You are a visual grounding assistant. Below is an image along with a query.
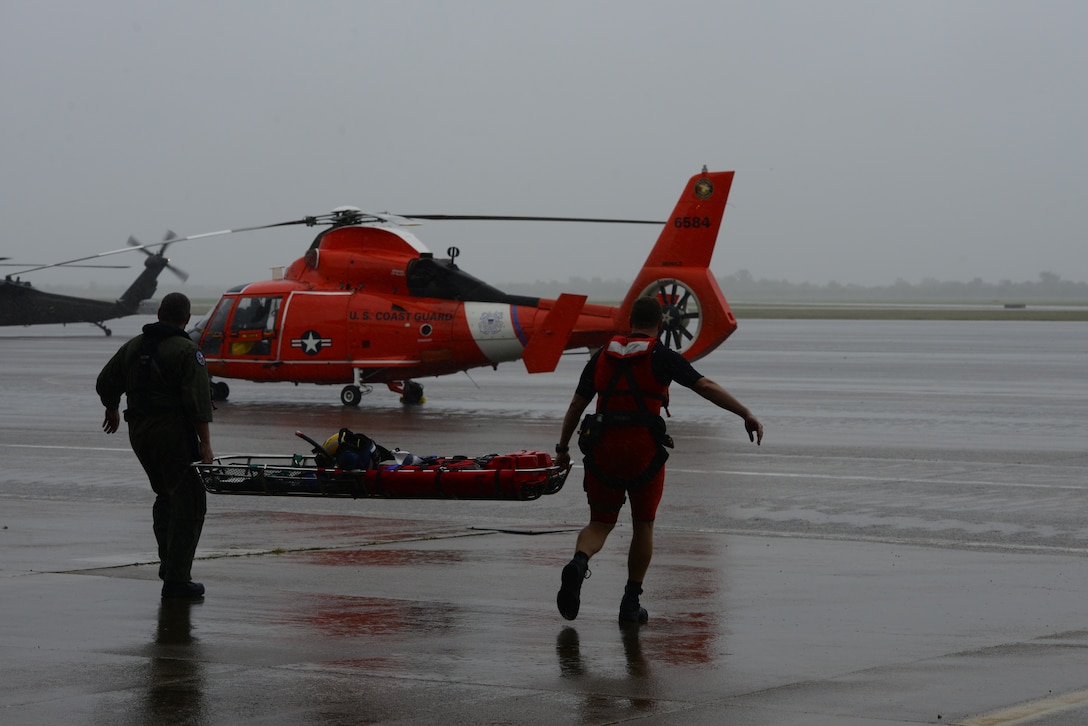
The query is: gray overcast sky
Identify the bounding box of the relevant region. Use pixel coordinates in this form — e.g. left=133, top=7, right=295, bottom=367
left=2, top=0, right=1085, bottom=291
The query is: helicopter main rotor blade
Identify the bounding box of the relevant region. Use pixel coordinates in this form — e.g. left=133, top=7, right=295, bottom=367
left=9, top=216, right=317, bottom=276
left=0, top=262, right=131, bottom=269
left=7, top=209, right=663, bottom=276
left=396, top=214, right=665, bottom=224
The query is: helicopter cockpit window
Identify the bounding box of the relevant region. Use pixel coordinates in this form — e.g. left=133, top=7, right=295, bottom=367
left=198, top=298, right=235, bottom=357
left=229, top=296, right=281, bottom=356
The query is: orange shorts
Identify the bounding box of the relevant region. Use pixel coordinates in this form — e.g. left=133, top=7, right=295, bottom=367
left=583, top=430, right=666, bottom=523
left=585, top=467, right=665, bottom=524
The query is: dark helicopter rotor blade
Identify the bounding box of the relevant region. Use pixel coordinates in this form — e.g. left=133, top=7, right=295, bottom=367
left=159, top=231, right=190, bottom=281
left=128, top=230, right=180, bottom=256
left=165, top=260, right=190, bottom=282
left=394, top=214, right=665, bottom=224
left=128, top=231, right=189, bottom=282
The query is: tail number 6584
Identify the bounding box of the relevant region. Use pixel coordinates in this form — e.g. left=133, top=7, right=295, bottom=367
left=673, top=216, right=712, bottom=229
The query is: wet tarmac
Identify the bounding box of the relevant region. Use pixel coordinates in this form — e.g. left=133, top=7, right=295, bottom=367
left=2, top=316, right=1088, bottom=725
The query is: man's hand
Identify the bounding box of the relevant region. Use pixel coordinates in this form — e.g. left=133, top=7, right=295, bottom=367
left=102, top=409, right=120, bottom=435
left=555, top=450, right=572, bottom=470
left=744, top=415, right=764, bottom=445
left=198, top=440, right=214, bottom=464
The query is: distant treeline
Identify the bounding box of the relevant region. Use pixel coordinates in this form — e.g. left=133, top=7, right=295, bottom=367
left=502, top=270, right=1088, bottom=304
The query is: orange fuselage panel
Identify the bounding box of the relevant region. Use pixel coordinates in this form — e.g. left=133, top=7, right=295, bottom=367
left=201, top=286, right=617, bottom=385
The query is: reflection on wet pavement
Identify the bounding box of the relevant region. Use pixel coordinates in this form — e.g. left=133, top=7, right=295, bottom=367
left=144, top=601, right=205, bottom=725
left=278, top=593, right=460, bottom=639
left=556, top=625, right=655, bottom=715
left=295, top=548, right=466, bottom=568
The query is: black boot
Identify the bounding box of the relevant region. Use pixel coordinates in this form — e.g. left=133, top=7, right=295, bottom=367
left=162, top=581, right=205, bottom=600
left=557, top=552, right=590, bottom=620
left=618, top=580, right=648, bottom=625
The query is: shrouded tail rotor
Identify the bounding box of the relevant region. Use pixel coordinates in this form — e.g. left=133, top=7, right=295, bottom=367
left=641, top=279, right=703, bottom=355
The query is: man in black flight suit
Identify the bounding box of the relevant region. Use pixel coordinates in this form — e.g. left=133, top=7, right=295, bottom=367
left=97, top=292, right=214, bottom=599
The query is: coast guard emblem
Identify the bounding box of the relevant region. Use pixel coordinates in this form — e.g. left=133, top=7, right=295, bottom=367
left=478, top=311, right=504, bottom=336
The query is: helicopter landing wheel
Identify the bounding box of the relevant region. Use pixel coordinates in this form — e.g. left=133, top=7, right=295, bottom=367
left=340, top=385, right=362, bottom=407
left=399, top=380, right=425, bottom=406
left=211, top=381, right=230, bottom=401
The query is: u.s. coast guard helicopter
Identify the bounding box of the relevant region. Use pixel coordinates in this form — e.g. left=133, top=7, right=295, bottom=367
left=26, top=168, right=742, bottom=404
left=189, top=168, right=740, bottom=405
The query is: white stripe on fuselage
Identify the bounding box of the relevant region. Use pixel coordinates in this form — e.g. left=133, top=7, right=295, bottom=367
left=464, top=302, right=523, bottom=364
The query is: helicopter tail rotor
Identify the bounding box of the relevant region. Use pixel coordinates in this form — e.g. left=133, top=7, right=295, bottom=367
left=128, top=231, right=190, bottom=282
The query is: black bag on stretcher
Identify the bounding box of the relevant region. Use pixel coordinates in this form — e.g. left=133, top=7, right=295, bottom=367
left=313, top=428, right=399, bottom=470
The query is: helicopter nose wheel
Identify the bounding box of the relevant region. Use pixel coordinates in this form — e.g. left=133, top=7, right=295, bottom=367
left=211, top=380, right=230, bottom=401
left=340, top=386, right=361, bottom=406
left=340, top=384, right=373, bottom=407
left=642, top=279, right=703, bottom=355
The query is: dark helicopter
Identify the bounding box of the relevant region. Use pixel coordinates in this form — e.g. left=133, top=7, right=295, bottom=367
left=0, top=233, right=187, bottom=335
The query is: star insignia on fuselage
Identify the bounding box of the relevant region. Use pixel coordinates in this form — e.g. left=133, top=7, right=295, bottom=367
left=291, top=330, right=332, bottom=356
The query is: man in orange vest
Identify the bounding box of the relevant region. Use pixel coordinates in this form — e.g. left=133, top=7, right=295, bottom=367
left=554, top=296, right=763, bottom=625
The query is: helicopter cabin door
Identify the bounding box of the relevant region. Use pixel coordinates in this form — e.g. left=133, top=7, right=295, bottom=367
left=197, top=297, right=234, bottom=358
left=224, top=295, right=282, bottom=357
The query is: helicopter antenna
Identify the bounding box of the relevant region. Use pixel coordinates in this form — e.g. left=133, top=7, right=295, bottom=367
left=461, top=369, right=481, bottom=389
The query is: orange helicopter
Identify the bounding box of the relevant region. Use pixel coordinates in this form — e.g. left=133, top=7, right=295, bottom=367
left=182, top=168, right=740, bottom=405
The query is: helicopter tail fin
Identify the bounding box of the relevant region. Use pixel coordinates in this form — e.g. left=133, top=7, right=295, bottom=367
left=618, top=170, right=738, bottom=362
left=522, top=293, right=587, bottom=373
left=117, top=255, right=167, bottom=312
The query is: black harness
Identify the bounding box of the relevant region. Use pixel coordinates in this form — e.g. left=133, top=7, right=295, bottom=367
left=124, top=329, right=189, bottom=421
